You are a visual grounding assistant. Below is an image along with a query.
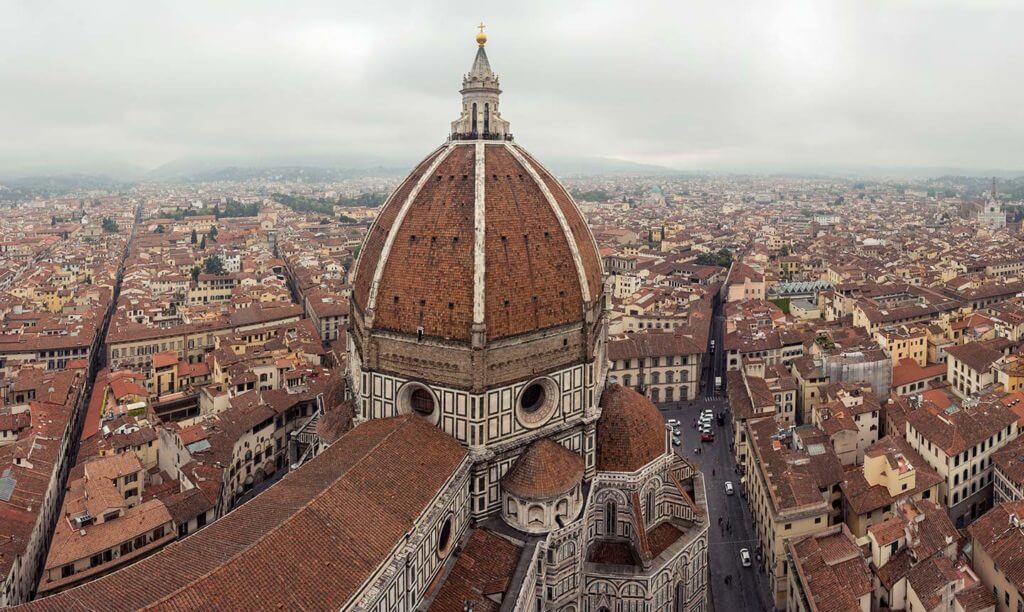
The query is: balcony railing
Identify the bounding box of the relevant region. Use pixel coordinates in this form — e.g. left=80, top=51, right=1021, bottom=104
left=449, top=131, right=514, bottom=142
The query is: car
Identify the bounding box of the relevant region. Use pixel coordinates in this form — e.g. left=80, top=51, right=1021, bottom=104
left=740, top=548, right=752, bottom=567
left=725, top=481, right=734, bottom=495
left=673, top=428, right=681, bottom=436
left=668, top=419, right=679, bottom=426
left=701, top=432, right=715, bottom=442
left=672, top=436, right=681, bottom=446
left=699, top=426, right=712, bottom=435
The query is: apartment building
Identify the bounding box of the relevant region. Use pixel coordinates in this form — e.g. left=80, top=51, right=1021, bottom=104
left=608, top=330, right=705, bottom=403
left=946, top=340, right=1005, bottom=399
left=967, top=501, right=1024, bottom=612
left=785, top=523, right=872, bottom=612
left=744, top=418, right=843, bottom=608
left=992, top=435, right=1024, bottom=504
left=875, top=325, right=928, bottom=367
left=839, top=435, right=943, bottom=537
left=901, top=393, right=1019, bottom=526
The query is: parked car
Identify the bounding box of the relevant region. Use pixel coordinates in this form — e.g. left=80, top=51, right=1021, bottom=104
left=672, top=436, right=681, bottom=446
left=740, top=548, right=752, bottom=567
left=701, top=432, right=715, bottom=442
left=725, top=481, right=734, bottom=495
left=668, top=419, right=679, bottom=426
left=673, top=428, right=682, bottom=436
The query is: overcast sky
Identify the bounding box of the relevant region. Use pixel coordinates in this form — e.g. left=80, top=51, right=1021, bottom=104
left=2, top=0, right=1023, bottom=176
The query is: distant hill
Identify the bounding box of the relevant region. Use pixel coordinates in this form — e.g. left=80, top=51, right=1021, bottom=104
left=145, top=154, right=407, bottom=182
left=148, top=164, right=408, bottom=184
left=0, top=173, right=134, bottom=197
left=542, top=156, right=683, bottom=177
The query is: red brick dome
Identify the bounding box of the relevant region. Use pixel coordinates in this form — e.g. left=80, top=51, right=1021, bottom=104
left=596, top=384, right=667, bottom=472
left=502, top=439, right=584, bottom=500
left=352, top=141, right=603, bottom=343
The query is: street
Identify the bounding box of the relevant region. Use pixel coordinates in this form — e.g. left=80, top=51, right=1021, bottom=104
left=658, top=302, right=774, bottom=611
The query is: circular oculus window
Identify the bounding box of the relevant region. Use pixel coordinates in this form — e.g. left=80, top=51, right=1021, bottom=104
left=437, top=516, right=454, bottom=556
left=516, top=378, right=559, bottom=428
left=399, top=383, right=439, bottom=424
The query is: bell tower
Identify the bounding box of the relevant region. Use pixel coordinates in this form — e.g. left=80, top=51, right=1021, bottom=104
left=450, top=24, right=511, bottom=140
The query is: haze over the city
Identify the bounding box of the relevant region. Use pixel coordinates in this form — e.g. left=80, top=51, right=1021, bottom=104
left=3, top=0, right=1024, bottom=178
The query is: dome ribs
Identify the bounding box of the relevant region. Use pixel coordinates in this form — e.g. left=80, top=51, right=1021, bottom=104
left=353, top=140, right=601, bottom=345
left=516, top=146, right=604, bottom=301
left=354, top=146, right=447, bottom=312
left=373, top=145, right=476, bottom=341
left=484, top=145, right=582, bottom=341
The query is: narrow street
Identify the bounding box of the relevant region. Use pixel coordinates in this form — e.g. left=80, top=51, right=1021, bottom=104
left=659, top=297, right=774, bottom=611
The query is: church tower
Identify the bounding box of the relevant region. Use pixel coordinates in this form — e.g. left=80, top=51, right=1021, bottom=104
left=979, top=176, right=1006, bottom=229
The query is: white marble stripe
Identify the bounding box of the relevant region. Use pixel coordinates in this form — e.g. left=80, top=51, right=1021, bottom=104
left=519, top=147, right=606, bottom=279
left=367, top=142, right=457, bottom=313
left=505, top=142, right=591, bottom=303
left=351, top=145, right=444, bottom=291
left=473, top=141, right=487, bottom=325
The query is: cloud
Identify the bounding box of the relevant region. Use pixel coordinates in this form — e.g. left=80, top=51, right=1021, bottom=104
left=1, top=0, right=1022, bottom=176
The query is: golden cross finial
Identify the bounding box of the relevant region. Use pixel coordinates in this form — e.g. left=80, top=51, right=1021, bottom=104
left=476, top=22, right=487, bottom=46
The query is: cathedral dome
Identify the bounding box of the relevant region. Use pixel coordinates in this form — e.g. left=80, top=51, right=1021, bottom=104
left=351, top=36, right=603, bottom=346
left=501, top=438, right=584, bottom=500
left=596, top=384, right=668, bottom=472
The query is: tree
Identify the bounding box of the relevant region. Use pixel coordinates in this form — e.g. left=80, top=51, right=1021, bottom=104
left=190, top=266, right=200, bottom=283
left=694, top=248, right=732, bottom=268
left=190, top=229, right=197, bottom=244
left=155, top=224, right=165, bottom=234
left=200, top=236, right=207, bottom=249
left=101, top=217, right=118, bottom=233
left=203, top=255, right=225, bottom=275
left=208, top=226, right=219, bottom=241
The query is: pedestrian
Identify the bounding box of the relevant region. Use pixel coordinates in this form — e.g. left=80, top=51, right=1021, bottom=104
left=712, top=468, right=715, bottom=477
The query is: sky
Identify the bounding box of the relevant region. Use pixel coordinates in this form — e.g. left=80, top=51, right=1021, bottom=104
left=2, top=0, right=1023, bottom=177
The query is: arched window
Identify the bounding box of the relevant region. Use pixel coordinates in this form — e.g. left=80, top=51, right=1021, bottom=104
left=623, top=375, right=632, bottom=388
left=646, top=489, right=656, bottom=519
left=666, top=387, right=674, bottom=402
left=471, top=102, right=477, bottom=134
left=606, top=502, right=617, bottom=535
left=674, top=582, right=687, bottom=612
left=651, top=371, right=660, bottom=384
left=528, top=504, right=544, bottom=526
left=666, top=371, right=674, bottom=383
left=555, top=498, right=569, bottom=521
left=484, top=103, right=490, bottom=134
left=651, top=388, right=660, bottom=402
